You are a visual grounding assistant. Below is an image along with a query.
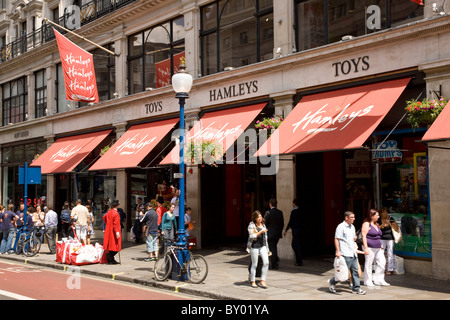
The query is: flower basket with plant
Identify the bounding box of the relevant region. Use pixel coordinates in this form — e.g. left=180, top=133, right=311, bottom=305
left=100, top=145, right=110, bottom=156
left=255, top=115, right=283, bottom=134
left=405, top=97, right=448, bottom=129
left=185, top=139, right=224, bottom=167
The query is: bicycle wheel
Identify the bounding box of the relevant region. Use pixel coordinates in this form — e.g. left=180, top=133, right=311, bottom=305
left=23, top=237, right=41, bottom=257
left=154, top=253, right=172, bottom=281
left=16, top=235, right=26, bottom=255
left=186, top=254, right=208, bottom=284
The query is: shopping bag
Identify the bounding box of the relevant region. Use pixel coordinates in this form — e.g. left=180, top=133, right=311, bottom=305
left=62, top=240, right=82, bottom=264
left=70, top=244, right=99, bottom=266
left=394, top=255, right=405, bottom=274
left=56, top=241, right=65, bottom=263
left=333, top=256, right=349, bottom=281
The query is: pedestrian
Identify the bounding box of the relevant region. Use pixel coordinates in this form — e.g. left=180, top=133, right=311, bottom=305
left=171, top=188, right=180, bottom=228
left=32, top=204, right=45, bottom=244
left=362, top=209, right=390, bottom=287
left=161, top=203, right=177, bottom=242
left=380, top=207, right=398, bottom=275
left=264, top=198, right=284, bottom=269
left=328, top=211, right=366, bottom=295
left=60, top=201, right=72, bottom=238
left=156, top=196, right=166, bottom=227
left=283, top=199, right=303, bottom=266
left=247, top=210, right=269, bottom=288
left=71, top=199, right=90, bottom=245
left=0, top=204, right=18, bottom=254
left=44, top=204, right=58, bottom=254
left=184, top=207, right=195, bottom=238
left=133, top=198, right=144, bottom=244
left=102, top=200, right=122, bottom=264
left=140, top=202, right=159, bottom=261
left=86, top=204, right=95, bottom=245
left=0, top=205, right=4, bottom=253
left=15, top=203, right=25, bottom=229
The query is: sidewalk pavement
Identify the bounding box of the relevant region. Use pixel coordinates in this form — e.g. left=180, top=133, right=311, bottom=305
left=1, top=240, right=450, bottom=300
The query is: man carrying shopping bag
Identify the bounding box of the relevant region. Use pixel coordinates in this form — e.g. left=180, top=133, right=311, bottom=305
left=328, top=211, right=366, bottom=295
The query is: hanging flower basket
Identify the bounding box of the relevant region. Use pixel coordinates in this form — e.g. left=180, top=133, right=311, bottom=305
left=185, top=139, right=224, bottom=167
left=405, top=97, right=448, bottom=129
left=100, top=145, right=110, bottom=156
left=255, top=115, right=283, bottom=138
left=33, top=154, right=40, bottom=161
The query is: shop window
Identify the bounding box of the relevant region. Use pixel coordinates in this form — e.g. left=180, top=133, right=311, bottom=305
left=128, top=16, right=185, bottom=94
left=200, top=0, right=273, bottom=76
left=35, top=69, right=47, bottom=118
left=1, top=76, right=28, bottom=126
left=294, top=0, right=423, bottom=53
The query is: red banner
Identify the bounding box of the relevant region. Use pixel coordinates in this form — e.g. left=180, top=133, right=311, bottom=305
left=53, top=28, right=99, bottom=103
left=155, top=51, right=185, bottom=88
left=410, top=0, right=424, bottom=5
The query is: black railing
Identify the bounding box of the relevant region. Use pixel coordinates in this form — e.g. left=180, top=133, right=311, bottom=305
left=1, top=0, right=136, bottom=63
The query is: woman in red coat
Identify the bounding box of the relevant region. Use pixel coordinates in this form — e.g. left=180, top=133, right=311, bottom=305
left=103, top=200, right=122, bottom=264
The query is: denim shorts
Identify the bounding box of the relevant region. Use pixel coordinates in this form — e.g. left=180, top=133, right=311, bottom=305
left=146, top=234, right=158, bottom=252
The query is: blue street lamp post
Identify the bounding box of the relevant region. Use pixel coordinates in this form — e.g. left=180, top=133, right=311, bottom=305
left=172, top=58, right=193, bottom=280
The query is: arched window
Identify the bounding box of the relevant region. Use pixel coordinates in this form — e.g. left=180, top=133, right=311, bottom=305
left=201, top=0, right=273, bottom=76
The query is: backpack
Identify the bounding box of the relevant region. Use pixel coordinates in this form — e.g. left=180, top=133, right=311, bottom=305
left=61, top=209, right=71, bottom=223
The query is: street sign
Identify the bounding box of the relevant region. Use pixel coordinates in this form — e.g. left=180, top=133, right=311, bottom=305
left=19, top=166, right=41, bottom=185
left=174, top=172, right=183, bottom=179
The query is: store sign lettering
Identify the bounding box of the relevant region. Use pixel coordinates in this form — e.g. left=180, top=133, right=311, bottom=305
left=49, top=145, right=82, bottom=163
left=332, top=56, right=370, bottom=77
left=145, top=101, right=163, bottom=114
left=188, top=121, right=242, bottom=142
left=209, top=80, right=258, bottom=102
left=114, top=133, right=156, bottom=155
left=372, top=140, right=402, bottom=163
left=291, top=103, right=373, bottom=134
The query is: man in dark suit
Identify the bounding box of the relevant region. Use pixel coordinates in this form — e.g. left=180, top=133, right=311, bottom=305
left=264, top=198, right=284, bottom=269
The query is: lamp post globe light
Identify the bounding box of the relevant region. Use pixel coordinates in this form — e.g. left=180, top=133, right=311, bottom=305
left=172, top=57, right=192, bottom=252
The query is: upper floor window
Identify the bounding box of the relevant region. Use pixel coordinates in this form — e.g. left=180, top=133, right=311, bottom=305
left=35, top=70, right=47, bottom=119
left=92, top=43, right=116, bottom=100
left=200, top=0, right=274, bottom=76
left=2, top=77, right=28, bottom=126
left=128, top=16, right=185, bottom=95
left=295, top=0, right=424, bottom=52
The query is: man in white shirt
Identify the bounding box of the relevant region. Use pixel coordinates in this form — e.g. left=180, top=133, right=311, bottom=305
left=71, top=199, right=90, bottom=244
left=171, top=188, right=180, bottom=226
left=44, top=204, right=58, bottom=254
left=328, top=211, right=366, bottom=295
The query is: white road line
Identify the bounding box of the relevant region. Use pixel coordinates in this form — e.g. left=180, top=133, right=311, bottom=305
left=0, top=289, right=35, bottom=300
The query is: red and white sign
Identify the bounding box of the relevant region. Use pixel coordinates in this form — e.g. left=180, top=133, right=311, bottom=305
left=53, top=28, right=99, bottom=103
left=89, top=119, right=178, bottom=170
left=160, top=103, right=266, bottom=165
left=155, top=52, right=185, bottom=88
left=30, top=130, right=111, bottom=174
left=256, top=78, right=410, bottom=156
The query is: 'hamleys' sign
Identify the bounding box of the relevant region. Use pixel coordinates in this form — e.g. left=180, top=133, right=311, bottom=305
left=292, top=103, right=374, bottom=134
left=189, top=121, right=242, bottom=143
left=114, top=134, right=156, bottom=156
left=49, top=144, right=82, bottom=163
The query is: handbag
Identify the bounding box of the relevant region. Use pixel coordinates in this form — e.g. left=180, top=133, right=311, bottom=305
left=333, top=256, right=349, bottom=282
left=392, top=226, right=402, bottom=244
left=356, top=229, right=362, bottom=244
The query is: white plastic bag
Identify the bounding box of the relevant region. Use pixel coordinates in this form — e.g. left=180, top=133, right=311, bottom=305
left=394, top=255, right=405, bottom=274
left=334, top=256, right=349, bottom=281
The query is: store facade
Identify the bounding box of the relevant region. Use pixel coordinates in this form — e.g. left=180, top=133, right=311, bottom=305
left=1, top=0, right=450, bottom=279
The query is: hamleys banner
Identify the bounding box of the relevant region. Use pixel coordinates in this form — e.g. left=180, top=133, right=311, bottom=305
left=30, top=130, right=111, bottom=174
left=255, top=78, right=410, bottom=156
left=53, top=28, right=99, bottom=103
left=89, top=119, right=178, bottom=171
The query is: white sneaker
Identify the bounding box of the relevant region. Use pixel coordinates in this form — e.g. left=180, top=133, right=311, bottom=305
left=352, top=289, right=367, bottom=295
left=365, top=281, right=375, bottom=287
left=328, top=279, right=336, bottom=293
left=374, top=281, right=390, bottom=286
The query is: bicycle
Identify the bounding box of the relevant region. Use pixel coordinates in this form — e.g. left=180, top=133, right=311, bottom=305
left=12, top=226, right=41, bottom=257
left=154, top=241, right=208, bottom=284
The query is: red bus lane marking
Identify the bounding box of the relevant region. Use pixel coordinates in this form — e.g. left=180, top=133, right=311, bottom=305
left=0, top=261, right=189, bottom=300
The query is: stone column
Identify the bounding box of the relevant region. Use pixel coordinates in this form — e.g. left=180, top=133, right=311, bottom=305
left=270, top=91, right=297, bottom=262
left=273, top=0, right=295, bottom=57
left=116, top=169, right=127, bottom=243
left=44, top=135, right=55, bottom=207
left=114, top=36, right=127, bottom=97
left=181, top=1, right=200, bottom=78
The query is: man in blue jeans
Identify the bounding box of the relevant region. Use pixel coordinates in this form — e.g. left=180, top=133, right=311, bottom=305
left=328, top=211, right=366, bottom=295
left=1, top=204, right=18, bottom=254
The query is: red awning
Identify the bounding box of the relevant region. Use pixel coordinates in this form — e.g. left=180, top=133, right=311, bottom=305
left=89, top=118, right=178, bottom=171
left=160, top=103, right=266, bottom=165
left=421, top=102, right=450, bottom=142
left=255, top=78, right=410, bottom=156
left=31, top=130, right=112, bottom=174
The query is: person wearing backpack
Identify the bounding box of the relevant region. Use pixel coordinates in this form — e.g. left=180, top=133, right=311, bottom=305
left=60, top=201, right=71, bottom=238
